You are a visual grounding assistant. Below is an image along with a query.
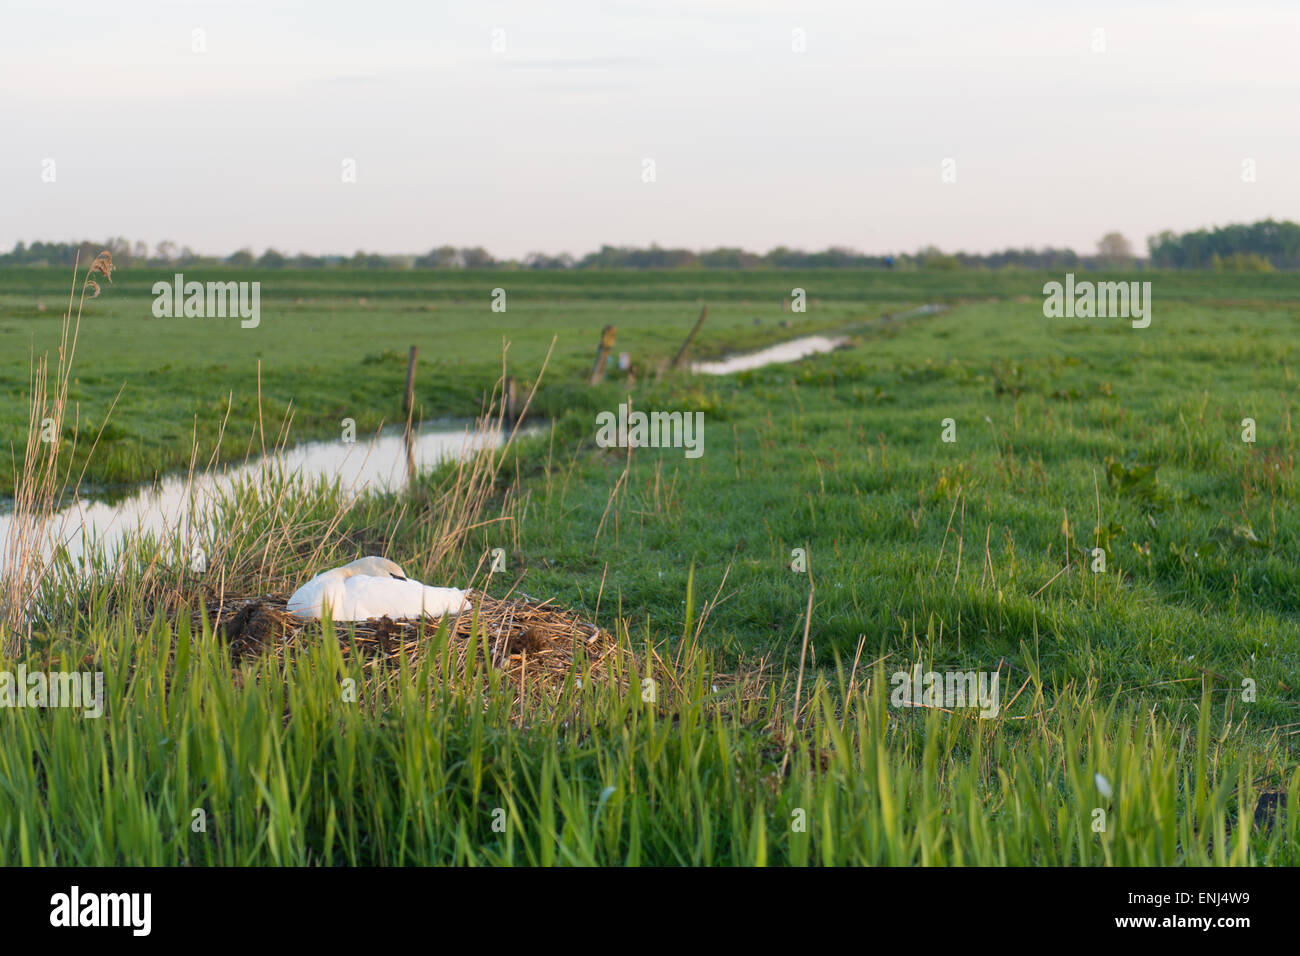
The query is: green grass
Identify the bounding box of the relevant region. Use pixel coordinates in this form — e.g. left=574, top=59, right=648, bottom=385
left=4, top=265, right=1298, bottom=495
left=0, top=267, right=905, bottom=495
left=1, top=267, right=1297, bottom=864
left=5, top=619, right=1295, bottom=865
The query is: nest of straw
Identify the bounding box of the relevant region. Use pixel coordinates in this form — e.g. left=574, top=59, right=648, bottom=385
left=194, top=589, right=617, bottom=693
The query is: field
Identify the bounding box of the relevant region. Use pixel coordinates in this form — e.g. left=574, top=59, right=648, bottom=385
left=3, top=267, right=1297, bottom=495
left=1, top=266, right=1297, bottom=864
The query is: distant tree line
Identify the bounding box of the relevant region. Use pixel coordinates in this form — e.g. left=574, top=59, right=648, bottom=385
left=0, top=239, right=1091, bottom=271
left=1146, top=219, right=1300, bottom=270
left=3, top=220, right=1297, bottom=270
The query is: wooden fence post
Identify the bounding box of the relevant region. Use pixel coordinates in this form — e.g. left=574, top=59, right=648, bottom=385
left=671, top=305, right=709, bottom=369
left=504, top=375, right=519, bottom=424
left=403, top=345, right=418, bottom=484
left=590, top=325, right=617, bottom=384
left=403, top=346, right=418, bottom=416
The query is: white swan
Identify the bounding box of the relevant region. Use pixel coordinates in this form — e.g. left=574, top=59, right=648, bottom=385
left=286, top=556, right=468, bottom=622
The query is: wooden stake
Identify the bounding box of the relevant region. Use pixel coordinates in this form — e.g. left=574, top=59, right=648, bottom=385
left=403, top=345, right=418, bottom=484
left=671, top=305, right=709, bottom=369
left=505, top=375, right=519, bottom=424
left=403, top=346, right=418, bottom=415
left=589, top=325, right=617, bottom=384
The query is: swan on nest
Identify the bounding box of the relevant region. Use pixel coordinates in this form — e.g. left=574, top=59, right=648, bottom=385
left=286, top=556, right=468, bottom=622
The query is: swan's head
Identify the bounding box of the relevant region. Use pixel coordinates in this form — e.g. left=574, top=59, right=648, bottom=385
left=340, top=556, right=407, bottom=581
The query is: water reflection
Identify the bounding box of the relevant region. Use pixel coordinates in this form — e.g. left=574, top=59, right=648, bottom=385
left=690, top=335, right=847, bottom=375
left=0, top=422, right=512, bottom=573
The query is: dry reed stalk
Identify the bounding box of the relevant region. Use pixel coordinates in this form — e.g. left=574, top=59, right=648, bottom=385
left=93, top=338, right=554, bottom=635
left=1, top=251, right=111, bottom=654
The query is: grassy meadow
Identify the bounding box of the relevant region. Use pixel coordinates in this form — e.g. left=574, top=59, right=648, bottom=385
left=0, top=265, right=1297, bottom=865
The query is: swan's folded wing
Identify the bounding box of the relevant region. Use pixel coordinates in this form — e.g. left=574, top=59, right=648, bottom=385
left=286, top=577, right=329, bottom=618
left=418, top=585, right=470, bottom=618
left=339, top=576, right=468, bottom=620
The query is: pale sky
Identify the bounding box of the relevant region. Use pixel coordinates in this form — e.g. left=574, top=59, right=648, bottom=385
left=3, top=0, right=1297, bottom=259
